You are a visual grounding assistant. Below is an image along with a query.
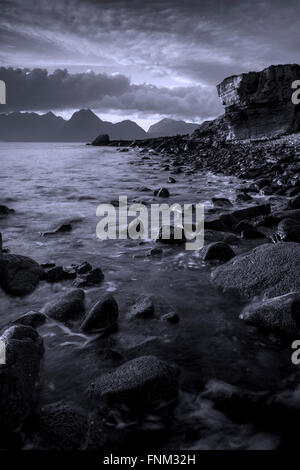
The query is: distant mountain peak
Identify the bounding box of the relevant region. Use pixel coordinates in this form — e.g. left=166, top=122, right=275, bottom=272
left=148, top=118, right=200, bottom=137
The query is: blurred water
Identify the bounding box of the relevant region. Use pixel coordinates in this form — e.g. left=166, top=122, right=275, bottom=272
left=0, top=142, right=293, bottom=448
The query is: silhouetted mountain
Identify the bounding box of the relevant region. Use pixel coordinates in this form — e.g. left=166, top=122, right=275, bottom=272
left=147, top=118, right=200, bottom=137
left=0, top=109, right=147, bottom=141
left=0, top=111, right=65, bottom=141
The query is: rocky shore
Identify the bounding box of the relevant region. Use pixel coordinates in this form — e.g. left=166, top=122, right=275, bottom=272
left=1, top=64, right=300, bottom=450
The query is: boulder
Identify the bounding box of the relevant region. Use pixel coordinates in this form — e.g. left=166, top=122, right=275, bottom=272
left=11, top=311, right=47, bottom=328
left=127, top=295, right=154, bottom=320
left=80, top=294, right=118, bottom=332
left=73, top=267, right=104, bottom=288
left=240, top=292, right=300, bottom=337
left=203, top=242, right=235, bottom=262
left=205, top=204, right=271, bottom=232
left=155, top=187, right=170, bottom=198
left=35, top=401, right=87, bottom=450
left=91, top=134, right=110, bottom=146
left=88, top=355, right=180, bottom=408
left=217, top=64, right=300, bottom=139
left=277, top=218, right=300, bottom=242
left=0, top=254, right=43, bottom=296
left=212, top=198, right=233, bottom=208
left=0, top=325, right=44, bottom=432
left=212, top=243, right=300, bottom=298
left=43, top=289, right=85, bottom=322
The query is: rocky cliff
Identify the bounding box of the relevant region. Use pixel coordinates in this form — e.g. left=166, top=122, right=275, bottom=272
left=217, top=64, right=300, bottom=139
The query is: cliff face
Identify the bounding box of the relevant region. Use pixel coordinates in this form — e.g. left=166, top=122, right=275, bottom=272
left=217, top=64, right=300, bottom=139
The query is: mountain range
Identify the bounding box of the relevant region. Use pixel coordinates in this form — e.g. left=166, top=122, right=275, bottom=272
left=0, top=109, right=199, bottom=141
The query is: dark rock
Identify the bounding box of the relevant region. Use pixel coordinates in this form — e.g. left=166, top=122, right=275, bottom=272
left=75, top=261, right=92, bottom=274
left=241, top=228, right=266, bottom=239
left=11, top=311, right=47, bottom=328
left=91, top=134, right=110, bottom=146
left=41, top=223, right=72, bottom=236
left=0, top=233, right=2, bottom=252
left=80, top=294, right=118, bottom=332
left=240, top=292, right=300, bottom=337
left=0, top=325, right=44, bottom=432
left=0, top=205, right=15, bottom=217
left=203, top=242, right=235, bottom=262
left=74, top=267, right=104, bottom=287
left=168, top=177, right=176, bottom=183
left=205, top=204, right=271, bottom=232
left=277, top=218, right=300, bottom=242
left=212, top=242, right=300, bottom=298
left=35, top=401, right=87, bottom=450
left=0, top=254, right=43, bottom=296
left=147, top=247, right=163, bottom=256
left=44, top=266, right=65, bottom=282
left=236, top=192, right=253, bottom=203
left=202, top=380, right=270, bottom=425
left=235, top=221, right=254, bottom=233
left=88, top=355, right=180, bottom=409
left=156, top=225, right=186, bottom=245
left=43, top=289, right=85, bottom=322
left=212, top=197, right=233, bottom=208
left=217, top=64, right=300, bottom=139
left=127, top=295, right=154, bottom=320
left=161, top=312, right=180, bottom=324
left=155, top=187, right=170, bottom=198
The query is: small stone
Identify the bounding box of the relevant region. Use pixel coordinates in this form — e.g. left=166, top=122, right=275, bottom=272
left=127, top=295, right=154, bottom=320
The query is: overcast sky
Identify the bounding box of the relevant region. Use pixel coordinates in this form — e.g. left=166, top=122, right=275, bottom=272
left=1, top=0, right=300, bottom=129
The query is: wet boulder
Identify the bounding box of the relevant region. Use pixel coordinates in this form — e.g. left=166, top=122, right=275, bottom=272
left=212, top=198, right=233, bottom=208
left=0, top=325, right=44, bottom=432
left=203, top=242, right=235, bottom=262
left=11, top=311, right=47, bottom=328
left=73, top=267, right=104, bottom=288
left=35, top=401, right=87, bottom=450
left=240, top=292, right=300, bottom=337
left=212, top=243, right=300, bottom=298
left=88, top=355, right=180, bottom=409
left=80, top=294, right=118, bottom=333
left=205, top=204, right=271, bottom=232
left=0, top=254, right=43, bottom=296
left=277, top=218, right=300, bottom=242
left=127, top=295, right=154, bottom=320
left=154, top=187, right=170, bottom=197
left=43, top=289, right=85, bottom=323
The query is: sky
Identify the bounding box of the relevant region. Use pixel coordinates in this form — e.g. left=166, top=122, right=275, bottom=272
left=1, top=0, right=300, bottom=130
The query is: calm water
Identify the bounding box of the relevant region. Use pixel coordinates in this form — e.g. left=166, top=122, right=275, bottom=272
left=0, top=142, right=294, bottom=449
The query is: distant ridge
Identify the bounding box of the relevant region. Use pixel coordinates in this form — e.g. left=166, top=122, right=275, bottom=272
left=0, top=109, right=200, bottom=142
left=147, top=118, right=200, bottom=137
left=0, top=109, right=147, bottom=142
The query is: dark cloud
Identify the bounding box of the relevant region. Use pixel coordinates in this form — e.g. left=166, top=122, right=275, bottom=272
left=0, top=67, right=223, bottom=120
left=0, top=0, right=300, bottom=121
